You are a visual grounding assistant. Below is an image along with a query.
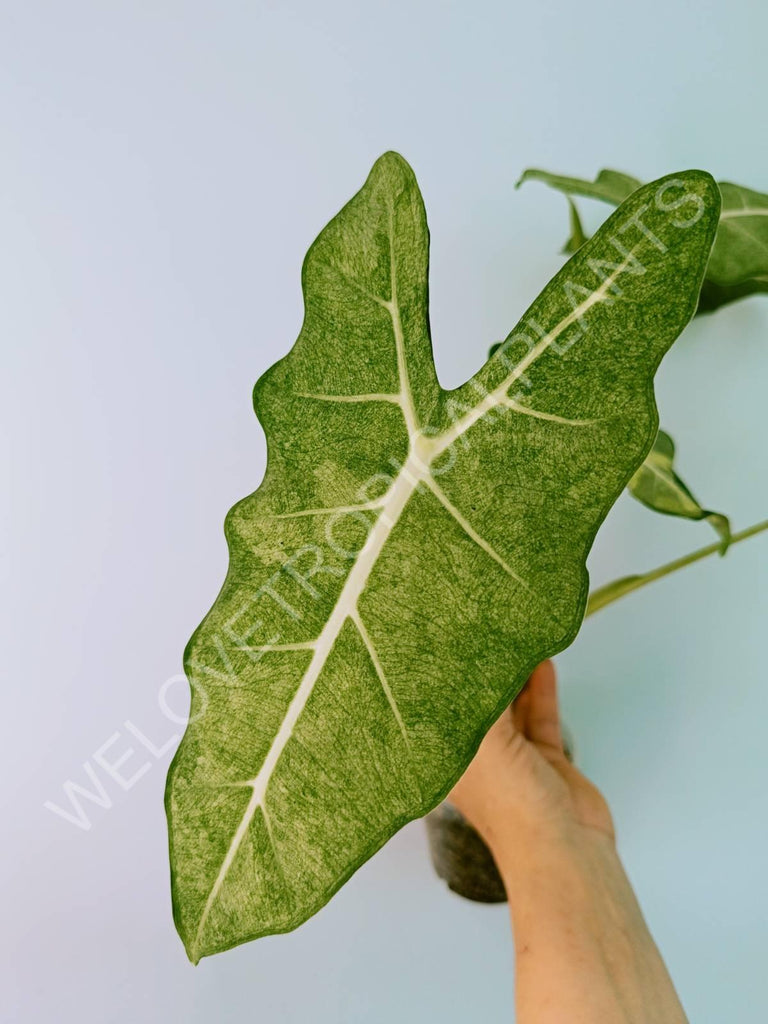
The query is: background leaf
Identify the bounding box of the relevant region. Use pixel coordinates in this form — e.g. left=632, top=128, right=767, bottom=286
left=166, top=154, right=719, bottom=961
left=628, top=429, right=731, bottom=551
left=517, top=167, right=641, bottom=204
left=518, top=167, right=768, bottom=313
left=699, top=183, right=768, bottom=310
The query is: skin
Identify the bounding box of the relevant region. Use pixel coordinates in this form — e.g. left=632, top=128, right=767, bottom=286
left=449, top=661, right=688, bottom=1024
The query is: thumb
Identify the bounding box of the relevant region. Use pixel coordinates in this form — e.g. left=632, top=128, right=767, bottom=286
left=515, top=660, right=563, bottom=753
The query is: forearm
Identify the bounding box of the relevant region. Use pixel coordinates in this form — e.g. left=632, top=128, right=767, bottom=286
left=495, top=828, right=688, bottom=1024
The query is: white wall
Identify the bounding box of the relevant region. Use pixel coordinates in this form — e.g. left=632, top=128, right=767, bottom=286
left=3, top=2, right=767, bottom=1021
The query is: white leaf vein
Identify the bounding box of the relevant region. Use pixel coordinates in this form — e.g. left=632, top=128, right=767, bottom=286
left=351, top=608, right=411, bottom=750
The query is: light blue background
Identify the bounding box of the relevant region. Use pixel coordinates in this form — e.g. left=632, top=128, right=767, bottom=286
left=3, top=2, right=767, bottom=1021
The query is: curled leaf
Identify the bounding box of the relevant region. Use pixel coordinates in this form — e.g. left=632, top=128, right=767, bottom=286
left=628, top=430, right=731, bottom=552
left=516, top=167, right=641, bottom=205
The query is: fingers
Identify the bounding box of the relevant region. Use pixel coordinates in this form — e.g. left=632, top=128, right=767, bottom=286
left=516, top=660, right=563, bottom=753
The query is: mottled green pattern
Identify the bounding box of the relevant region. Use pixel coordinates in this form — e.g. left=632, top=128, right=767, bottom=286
left=518, top=167, right=768, bottom=312
left=628, top=429, right=730, bottom=550
left=165, top=154, right=719, bottom=961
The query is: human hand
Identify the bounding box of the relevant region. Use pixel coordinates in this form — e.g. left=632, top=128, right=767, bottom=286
left=449, top=660, right=614, bottom=864
left=449, top=661, right=688, bottom=1024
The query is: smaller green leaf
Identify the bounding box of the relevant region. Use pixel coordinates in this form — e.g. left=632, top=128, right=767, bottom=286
left=628, top=429, right=731, bottom=552
left=516, top=167, right=642, bottom=205
left=698, top=182, right=768, bottom=311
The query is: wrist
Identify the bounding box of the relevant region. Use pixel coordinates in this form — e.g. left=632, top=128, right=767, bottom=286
left=497, top=829, right=688, bottom=1023
left=494, top=820, right=645, bottom=940
left=494, top=823, right=615, bottom=912
left=477, top=806, right=609, bottom=890
left=497, top=823, right=659, bottom=976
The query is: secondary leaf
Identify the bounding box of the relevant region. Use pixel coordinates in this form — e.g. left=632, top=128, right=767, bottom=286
left=517, top=167, right=641, bottom=205
left=165, top=154, right=719, bottom=961
left=700, top=183, right=768, bottom=311
left=518, top=167, right=768, bottom=312
left=628, top=429, right=731, bottom=551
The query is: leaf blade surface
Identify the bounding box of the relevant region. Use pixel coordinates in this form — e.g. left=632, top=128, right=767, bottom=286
left=166, top=155, right=720, bottom=960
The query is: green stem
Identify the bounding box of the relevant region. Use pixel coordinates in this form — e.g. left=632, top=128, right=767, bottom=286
left=585, top=518, right=768, bottom=618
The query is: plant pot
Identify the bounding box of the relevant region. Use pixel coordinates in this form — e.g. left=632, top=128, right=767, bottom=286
left=425, top=802, right=507, bottom=903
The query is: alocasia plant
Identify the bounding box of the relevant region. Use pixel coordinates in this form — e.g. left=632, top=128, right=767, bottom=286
left=165, top=152, right=724, bottom=960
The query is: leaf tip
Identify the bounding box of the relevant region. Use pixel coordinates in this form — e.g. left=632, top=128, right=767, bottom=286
left=370, top=150, right=415, bottom=184
left=707, top=512, right=732, bottom=556
left=676, top=169, right=722, bottom=218
left=180, top=918, right=204, bottom=965
left=514, top=168, right=535, bottom=190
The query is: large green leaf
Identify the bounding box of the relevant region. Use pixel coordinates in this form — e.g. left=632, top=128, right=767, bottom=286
left=165, top=154, right=719, bottom=961
left=628, top=429, right=731, bottom=551
left=518, top=167, right=768, bottom=312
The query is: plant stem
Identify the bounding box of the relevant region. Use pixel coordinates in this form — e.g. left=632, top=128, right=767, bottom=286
left=585, top=518, right=768, bottom=618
